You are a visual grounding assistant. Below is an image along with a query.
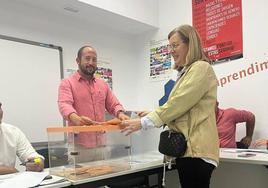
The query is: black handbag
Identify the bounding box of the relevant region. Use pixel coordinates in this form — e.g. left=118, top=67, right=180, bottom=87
left=158, top=130, right=187, bottom=157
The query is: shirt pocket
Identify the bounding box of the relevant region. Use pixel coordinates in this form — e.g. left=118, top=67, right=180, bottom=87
left=94, top=90, right=105, bottom=106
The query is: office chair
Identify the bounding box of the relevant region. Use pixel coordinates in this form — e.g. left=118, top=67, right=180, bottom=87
left=36, top=147, right=68, bottom=168
left=36, top=148, right=49, bottom=168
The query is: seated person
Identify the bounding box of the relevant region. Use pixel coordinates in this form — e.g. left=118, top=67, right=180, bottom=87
left=216, top=101, right=255, bottom=148
left=0, top=102, right=44, bottom=175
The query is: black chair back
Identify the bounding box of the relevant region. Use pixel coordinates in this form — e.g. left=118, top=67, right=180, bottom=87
left=36, top=148, right=49, bottom=168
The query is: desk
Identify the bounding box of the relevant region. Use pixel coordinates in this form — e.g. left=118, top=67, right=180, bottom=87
left=38, top=149, right=268, bottom=188
left=0, top=172, right=71, bottom=188
left=220, top=148, right=268, bottom=165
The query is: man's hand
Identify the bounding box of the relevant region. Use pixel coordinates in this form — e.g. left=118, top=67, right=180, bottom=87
left=69, top=113, right=93, bottom=126
left=25, top=157, right=44, bottom=172
left=137, top=111, right=151, bottom=117
left=80, top=116, right=94, bottom=125
left=117, top=111, right=130, bottom=121
left=240, top=136, right=252, bottom=148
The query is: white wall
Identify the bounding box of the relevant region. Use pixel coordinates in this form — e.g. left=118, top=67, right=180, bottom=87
left=135, top=0, right=268, bottom=142
left=78, top=0, right=159, bottom=27
left=133, top=0, right=193, bottom=110
left=0, top=0, right=139, bottom=110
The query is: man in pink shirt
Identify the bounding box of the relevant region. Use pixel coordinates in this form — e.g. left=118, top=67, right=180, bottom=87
left=216, top=101, right=255, bottom=148
left=58, top=45, right=129, bottom=161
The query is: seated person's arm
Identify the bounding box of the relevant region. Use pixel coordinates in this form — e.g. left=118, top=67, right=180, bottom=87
left=240, top=114, right=255, bottom=147
left=0, top=165, right=18, bottom=175
left=25, top=157, right=44, bottom=172
left=16, top=128, right=44, bottom=172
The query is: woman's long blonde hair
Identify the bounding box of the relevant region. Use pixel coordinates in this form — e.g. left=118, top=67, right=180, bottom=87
left=168, top=24, right=210, bottom=69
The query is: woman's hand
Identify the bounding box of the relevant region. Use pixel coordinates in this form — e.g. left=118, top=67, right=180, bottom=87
left=121, top=118, right=142, bottom=136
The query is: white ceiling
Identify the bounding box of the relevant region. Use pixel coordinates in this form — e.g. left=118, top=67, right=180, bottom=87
left=1, top=0, right=158, bottom=35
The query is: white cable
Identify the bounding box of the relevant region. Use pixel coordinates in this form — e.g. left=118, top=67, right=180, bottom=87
left=168, top=160, right=172, bottom=169
left=162, top=162, right=166, bottom=187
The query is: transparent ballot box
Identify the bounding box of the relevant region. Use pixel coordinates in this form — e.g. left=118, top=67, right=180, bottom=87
left=47, top=125, right=131, bottom=180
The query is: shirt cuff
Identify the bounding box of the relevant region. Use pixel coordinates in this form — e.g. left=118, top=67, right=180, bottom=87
left=141, top=117, right=156, bottom=130
left=146, top=111, right=164, bottom=128
left=28, top=153, right=45, bottom=161
left=66, top=111, right=77, bottom=121
left=114, top=107, right=125, bottom=117
left=116, top=110, right=125, bottom=117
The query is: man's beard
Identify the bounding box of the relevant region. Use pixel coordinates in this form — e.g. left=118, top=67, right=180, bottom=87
left=79, top=64, right=96, bottom=77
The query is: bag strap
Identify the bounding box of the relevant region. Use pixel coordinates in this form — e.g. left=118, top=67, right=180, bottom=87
left=162, top=157, right=173, bottom=187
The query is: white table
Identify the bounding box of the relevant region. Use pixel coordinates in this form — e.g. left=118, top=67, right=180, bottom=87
left=39, top=149, right=268, bottom=188
left=39, top=181, right=71, bottom=188
left=220, top=148, right=268, bottom=165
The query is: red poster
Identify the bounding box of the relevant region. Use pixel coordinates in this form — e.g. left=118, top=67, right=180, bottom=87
left=192, top=0, right=243, bottom=63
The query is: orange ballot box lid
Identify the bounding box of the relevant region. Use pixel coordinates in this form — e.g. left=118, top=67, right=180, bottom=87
left=47, top=124, right=124, bottom=133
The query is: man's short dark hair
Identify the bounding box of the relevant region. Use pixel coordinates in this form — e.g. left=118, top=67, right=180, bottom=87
left=77, top=45, right=94, bottom=60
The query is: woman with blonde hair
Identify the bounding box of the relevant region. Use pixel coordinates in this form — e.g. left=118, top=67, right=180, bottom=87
left=122, top=24, right=219, bottom=188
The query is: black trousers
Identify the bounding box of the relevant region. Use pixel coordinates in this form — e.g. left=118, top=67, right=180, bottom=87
left=175, top=157, right=215, bottom=188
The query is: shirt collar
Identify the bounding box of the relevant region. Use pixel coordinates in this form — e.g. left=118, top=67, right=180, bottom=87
left=74, top=71, right=96, bottom=82
left=176, top=66, right=187, bottom=81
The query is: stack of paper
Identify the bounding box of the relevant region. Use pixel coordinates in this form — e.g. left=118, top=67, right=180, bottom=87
left=0, top=171, right=48, bottom=188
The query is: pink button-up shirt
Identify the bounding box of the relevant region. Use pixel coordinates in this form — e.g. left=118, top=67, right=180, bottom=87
left=216, top=108, right=254, bottom=148
left=58, top=71, right=125, bottom=148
